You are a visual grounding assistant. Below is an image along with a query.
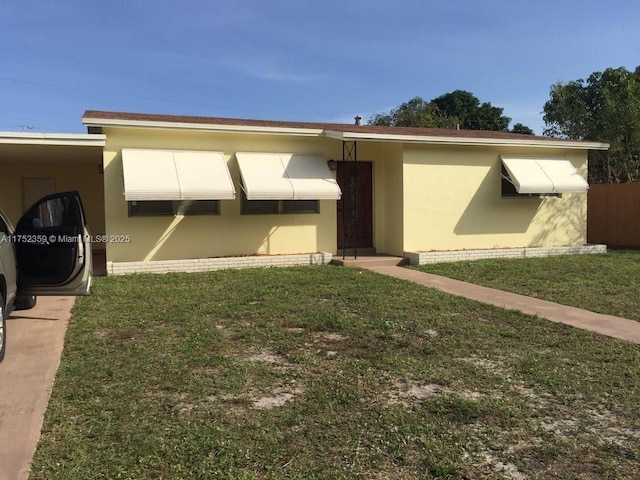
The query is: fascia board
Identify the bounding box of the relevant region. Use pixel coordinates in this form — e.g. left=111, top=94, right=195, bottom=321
left=335, top=131, right=609, bottom=150
left=0, top=132, right=106, bottom=147
left=82, top=118, right=324, bottom=137
left=322, top=130, right=345, bottom=140
left=80, top=118, right=610, bottom=151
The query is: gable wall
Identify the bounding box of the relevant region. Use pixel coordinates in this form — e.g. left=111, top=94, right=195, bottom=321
left=402, top=144, right=588, bottom=252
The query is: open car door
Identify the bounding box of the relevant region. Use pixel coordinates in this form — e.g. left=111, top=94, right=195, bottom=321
left=15, top=191, right=92, bottom=296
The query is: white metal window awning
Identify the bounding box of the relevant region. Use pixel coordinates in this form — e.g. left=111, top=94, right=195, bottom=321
left=236, top=152, right=342, bottom=200
left=500, top=155, right=588, bottom=194
left=121, top=148, right=236, bottom=201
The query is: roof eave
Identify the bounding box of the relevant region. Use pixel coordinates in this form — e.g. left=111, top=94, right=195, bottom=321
left=82, top=116, right=610, bottom=151
left=329, top=130, right=610, bottom=150
left=0, top=131, right=106, bottom=147
left=82, top=117, right=325, bottom=137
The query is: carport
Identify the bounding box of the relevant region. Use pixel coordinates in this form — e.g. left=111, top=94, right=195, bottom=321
left=0, top=132, right=107, bottom=275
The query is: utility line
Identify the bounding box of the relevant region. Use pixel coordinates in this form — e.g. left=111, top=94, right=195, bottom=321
left=0, top=76, right=327, bottom=118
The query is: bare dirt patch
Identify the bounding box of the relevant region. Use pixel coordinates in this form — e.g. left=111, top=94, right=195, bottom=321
left=461, top=355, right=510, bottom=376
left=387, top=379, right=449, bottom=406
left=251, top=386, right=306, bottom=410
left=479, top=453, right=527, bottom=480
left=247, top=350, right=288, bottom=364
left=286, top=327, right=305, bottom=333
left=312, top=332, right=347, bottom=342
left=386, top=376, right=488, bottom=407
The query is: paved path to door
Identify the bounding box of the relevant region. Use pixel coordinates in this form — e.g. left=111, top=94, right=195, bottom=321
left=365, top=265, right=640, bottom=344
left=0, top=296, right=75, bottom=480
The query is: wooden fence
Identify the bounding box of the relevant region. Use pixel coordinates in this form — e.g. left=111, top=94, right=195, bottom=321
left=588, top=183, right=640, bottom=247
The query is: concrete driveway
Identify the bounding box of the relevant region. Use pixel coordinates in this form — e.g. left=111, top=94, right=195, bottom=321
left=0, top=296, right=75, bottom=480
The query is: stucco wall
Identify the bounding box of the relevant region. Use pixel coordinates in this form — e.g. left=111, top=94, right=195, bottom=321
left=402, top=145, right=588, bottom=251
left=0, top=161, right=105, bottom=237
left=370, top=142, right=404, bottom=256
left=102, top=128, right=344, bottom=263
left=101, top=126, right=591, bottom=263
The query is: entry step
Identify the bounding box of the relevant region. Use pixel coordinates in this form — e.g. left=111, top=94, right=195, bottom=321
left=331, top=255, right=408, bottom=268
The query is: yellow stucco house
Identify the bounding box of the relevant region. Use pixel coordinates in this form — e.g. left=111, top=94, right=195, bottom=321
left=0, top=110, right=608, bottom=275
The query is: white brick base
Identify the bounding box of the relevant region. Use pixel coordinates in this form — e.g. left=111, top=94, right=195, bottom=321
left=405, top=244, right=607, bottom=265
left=107, top=252, right=333, bottom=275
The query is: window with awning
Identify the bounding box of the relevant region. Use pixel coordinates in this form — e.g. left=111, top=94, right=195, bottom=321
left=500, top=155, right=588, bottom=195
left=235, top=152, right=342, bottom=200
left=121, top=148, right=236, bottom=201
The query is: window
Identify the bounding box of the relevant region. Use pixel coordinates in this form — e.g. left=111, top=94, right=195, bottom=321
left=36, top=197, right=67, bottom=227
left=501, top=166, right=560, bottom=198
left=121, top=149, right=235, bottom=201
left=500, top=155, right=585, bottom=197
left=235, top=152, right=341, bottom=200
left=128, top=200, right=219, bottom=217
left=283, top=200, right=320, bottom=214
left=241, top=193, right=319, bottom=215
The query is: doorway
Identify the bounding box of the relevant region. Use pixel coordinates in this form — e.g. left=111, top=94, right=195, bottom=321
left=336, top=161, right=373, bottom=252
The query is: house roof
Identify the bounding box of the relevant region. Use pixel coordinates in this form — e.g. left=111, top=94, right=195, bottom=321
left=82, top=110, right=610, bottom=150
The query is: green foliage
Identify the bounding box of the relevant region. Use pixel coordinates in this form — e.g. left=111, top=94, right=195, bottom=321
left=510, top=123, right=534, bottom=135
left=431, top=90, right=511, bottom=131
left=368, top=96, right=459, bottom=128
left=543, top=66, right=640, bottom=183
left=369, top=90, right=522, bottom=133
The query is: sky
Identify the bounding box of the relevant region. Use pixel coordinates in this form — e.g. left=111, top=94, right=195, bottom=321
left=1, top=0, right=639, bottom=135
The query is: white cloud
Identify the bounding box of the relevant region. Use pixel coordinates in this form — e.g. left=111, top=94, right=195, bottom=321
left=218, top=57, right=330, bottom=84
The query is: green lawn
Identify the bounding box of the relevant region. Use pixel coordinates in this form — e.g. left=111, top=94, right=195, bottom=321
left=31, top=266, right=640, bottom=479
left=411, top=250, right=640, bottom=321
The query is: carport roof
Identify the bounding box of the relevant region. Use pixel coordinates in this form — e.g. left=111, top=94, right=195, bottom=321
left=82, top=110, right=609, bottom=150
left=0, top=131, right=105, bottom=147
left=0, top=131, right=105, bottom=163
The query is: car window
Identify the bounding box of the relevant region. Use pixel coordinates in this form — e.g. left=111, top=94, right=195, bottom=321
left=22, top=196, right=77, bottom=230
left=35, top=199, right=65, bottom=228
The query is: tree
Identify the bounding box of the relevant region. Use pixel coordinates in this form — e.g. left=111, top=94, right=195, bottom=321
left=368, top=96, right=458, bottom=129
left=431, top=90, right=511, bottom=131
left=369, top=90, right=526, bottom=133
left=510, top=123, right=534, bottom=135
left=543, top=67, right=640, bottom=183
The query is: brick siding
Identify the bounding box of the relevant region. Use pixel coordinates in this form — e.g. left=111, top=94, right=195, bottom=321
left=405, top=245, right=606, bottom=265
left=107, top=253, right=332, bottom=275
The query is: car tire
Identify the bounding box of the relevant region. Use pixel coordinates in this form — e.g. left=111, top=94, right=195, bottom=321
left=0, top=296, right=6, bottom=363
left=14, top=295, right=36, bottom=311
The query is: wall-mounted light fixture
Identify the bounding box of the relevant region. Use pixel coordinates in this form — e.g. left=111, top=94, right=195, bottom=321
left=327, top=159, right=337, bottom=171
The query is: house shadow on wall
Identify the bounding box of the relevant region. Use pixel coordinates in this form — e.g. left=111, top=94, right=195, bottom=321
left=453, top=167, right=540, bottom=236
left=138, top=213, right=323, bottom=261
left=529, top=193, right=587, bottom=247
left=454, top=166, right=587, bottom=246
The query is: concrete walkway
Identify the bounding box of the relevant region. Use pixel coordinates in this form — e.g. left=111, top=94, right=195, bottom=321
left=0, top=297, right=75, bottom=480
left=365, top=265, right=640, bottom=344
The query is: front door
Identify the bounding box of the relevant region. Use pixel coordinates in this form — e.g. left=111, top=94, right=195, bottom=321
left=336, top=161, right=373, bottom=250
